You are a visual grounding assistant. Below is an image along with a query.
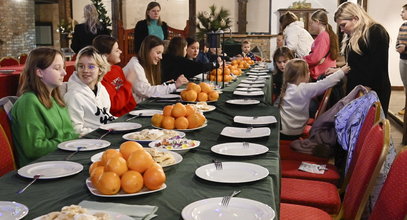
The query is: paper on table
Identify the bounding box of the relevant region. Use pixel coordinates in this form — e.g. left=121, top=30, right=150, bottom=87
left=79, top=200, right=158, bottom=220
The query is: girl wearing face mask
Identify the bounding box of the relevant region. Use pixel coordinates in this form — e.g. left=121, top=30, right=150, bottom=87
left=11, top=48, right=78, bottom=166
left=93, top=35, right=137, bottom=117
left=64, top=46, right=114, bottom=137
left=123, top=35, right=188, bottom=103
left=272, top=47, right=294, bottom=104
left=334, top=2, right=390, bottom=115
left=134, top=1, right=169, bottom=54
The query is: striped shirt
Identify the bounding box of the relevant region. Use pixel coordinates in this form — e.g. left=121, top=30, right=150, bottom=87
left=397, top=22, right=407, bottom=59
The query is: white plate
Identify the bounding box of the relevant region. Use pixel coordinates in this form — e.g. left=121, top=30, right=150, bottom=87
left=234, top=116, right=277, bottom=125
left=90, top=148, right=183, bottom=168
left=86, top=178, right=166, bottom=197
left=181, top=197, right=275, bottom=220
left=58, top=139, right=111, bottom=151
left=100, top=122, right=142, bottom=131
left=233, top=90, right=264, bottom=96
left=220, top=127, right=271, bottom=138
left=240, top=79, right=266, bottom=84
left=149, top=139, right=200, bottom=154
left=33, top=209, right=133, bottom=220
left=195, top=162, right=269, bottom=183
left=226, top=99, right=260, bottom=105
left=249, top=69, right=269, bottom=73
left=129, top=109, right=163, bottom=117
left=237, top=83, right=265, bottom=88
left=122, top=130, right=186, bottom=143
left=247, top=75, right=270, bottom=79
left=246, top=72, right=267, bottom=76
left=235, top=87, right=262, bottom=92
left=0, top=201, right=29, bottom=220
left=211, top=142, right=269, bottom=156
left=152, top=123, right=208, bottom=132
left=18, top=161, right=83, bottom=179
left=151, top=94, right=181, bottom=99
left=189, top=104, right=216, bottom=113
left=175, top=88, right=186, bottom=93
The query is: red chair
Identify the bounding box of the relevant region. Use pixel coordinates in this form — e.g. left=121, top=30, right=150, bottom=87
left=280, top=203, right=332, bottom=220
left=0, top=56, right=19, bottom=66
left=368, top=147, right=407, bottom=220
left=281, top=119, right=390, bottom=218
left=0, top=124, right=16, bottom=176
left=281, top=102, right=381, bottom=186
left=0, top=96, right=18, bottom=168
left=18, top=53, right=28, bottom=65
left=280, top=140, right=330, bottom=164
left=303, top=87, right=333, bottom=137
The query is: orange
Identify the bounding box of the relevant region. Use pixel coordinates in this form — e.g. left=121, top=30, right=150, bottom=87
left=151, top=114, right=164, bottom=128
left=187, top=113, right=205, bottom=129
left=127, top=150, right=154, bottom=173
left=97, top=171, right=121, bottom=195
left=208, top=91, right=219, bottom=101
left=197, top=92, right=208, bottom=102
left=199, top=82, right=212, bottom=93
left=183, top=90, right=197, bottom=102
left=231, top=60, right=238, bottom=65
left=185, top=105, right=196, bottom=117
left=119, top=141, right=144, bottom=160
left=224, top=75, right=232, bottom=82
left=171, top=102, right=186, bottom=118
left=101, top=149, right=123, bottom=166
left=105, top=156, right=128, bottom=176
left=143, top=163, right=166, bottom=190
left=89, top=161, right=103, bottom=175
left=161, top=116, right=175, bottom=129
left=174, top=116, right=189, bottom=129
left=90, top=166, right=105, bottom=187
left=223, top=68, right=231, bottom=75
left=186, top=82, right=201, bottom=94
left=196, top=113, right=206, bottom=127
left=163, top=105, right=174, bottom=116
left=121, top=170, right=144, bottom=194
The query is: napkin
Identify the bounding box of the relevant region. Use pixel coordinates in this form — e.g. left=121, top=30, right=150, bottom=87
left=79, top=200, right=158, bottom=220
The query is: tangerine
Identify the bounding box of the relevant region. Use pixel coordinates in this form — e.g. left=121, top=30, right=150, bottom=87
left=185, top=105, right=196, bottom=117
left=171, top=103, right=186, bottom=118
left=121, top=170, right=144, bottom=193
left=90, top=166, right=105, bottom=187
left=119, top=141, right=144, bottom=160
left=187, top=113, right=205, bottom=129
left=143, top=163, right=166, bottom=190
left=196, top=113, right=206, bottom=127
left=101, top=149, right=123, bottom=165
left=183, top=90, right=197, bottom=102
left=89, top=161, right=103, bottom=175
left=97, top=171, right=121, bottom=195
left=163, top=105, right=173, bottom=116
left=127, top=150, right=154, bottom=173
left=199, top=82, right=212, bottom=93
left=186, top=83, right=201, bottom=94
left=174, top=116, right=189, bottom=129
left=105, top=156, right=128, bottom=176
left=161, top=116, right=175, bottom=129
left=151, top=113, right=164, bottom=128
left=197, top=92, right=208, bottom=102
left=208, top=91, right=219, bottom=101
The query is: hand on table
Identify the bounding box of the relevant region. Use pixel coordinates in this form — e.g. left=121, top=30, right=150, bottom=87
left=175, top=74, right=188, bottom=88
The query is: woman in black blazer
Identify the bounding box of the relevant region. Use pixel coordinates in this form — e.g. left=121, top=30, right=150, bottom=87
left=71, top=4, right=110, bottom=54
left=134, top=2, right=169, bottom=55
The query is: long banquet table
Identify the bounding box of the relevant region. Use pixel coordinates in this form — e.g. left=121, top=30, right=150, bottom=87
left=0, top=71, right=280, bottom=219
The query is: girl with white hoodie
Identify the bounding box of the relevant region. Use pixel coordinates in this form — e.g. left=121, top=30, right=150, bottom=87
left=64, top=46, right=114, bottom=136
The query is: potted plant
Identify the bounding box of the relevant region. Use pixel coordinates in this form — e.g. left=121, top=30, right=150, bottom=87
left=197, top=4, right=232, bottom=44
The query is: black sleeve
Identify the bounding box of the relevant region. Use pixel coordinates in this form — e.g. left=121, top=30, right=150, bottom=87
left=162, top=55, right=214, bottom=81
left=134, top=20, right=147, bottom=54
left=162, top=22, right=169, bottom=40
left=70, top=25, right=82, bottom=53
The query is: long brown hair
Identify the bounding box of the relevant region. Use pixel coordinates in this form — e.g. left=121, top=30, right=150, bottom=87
left=273, top=46, right=294, bottom=75
left=18, top=48, right=65, bottom=108
left=279, top=59, right=309, bottom=107
left=167, top=37, right=187, bottom=57
left=137, top=35, right=164, bottom=85
left=279, top=11, right=298, bottom=30
left=311, top=10, right=339, bottom=60
left=145, top=1, right=162, bottom=25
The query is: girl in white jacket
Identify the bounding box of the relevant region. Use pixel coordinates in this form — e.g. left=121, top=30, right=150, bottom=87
left=64, top=46, right=114, bottom=136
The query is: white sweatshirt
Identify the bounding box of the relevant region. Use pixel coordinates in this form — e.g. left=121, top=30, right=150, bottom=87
left=64, top=72, right=114, bottom=136
left=280, top=70, right=345, bottom=136
left=283, top=21, right=314, bottom=58
left=123, top=57, right=176, bottom=103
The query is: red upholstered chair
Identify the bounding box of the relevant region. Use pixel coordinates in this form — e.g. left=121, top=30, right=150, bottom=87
left=281, top=119, right=390, bottom=218
left=280, top=203, right=332, bottom=220
left=0, top=96, right=18, bottom=168
left=0, top=124, right=16, bottom=176
left=368, top=147, right=407, bottom=220
left=281, top=102, right=381, bottom=186
left=0, top=56, right=19, bottom=66
left=18, top=53, right=28, bottom=65
left=303, top=87, right=333, bottom=136
left=280, top=140, right=330, bottom=164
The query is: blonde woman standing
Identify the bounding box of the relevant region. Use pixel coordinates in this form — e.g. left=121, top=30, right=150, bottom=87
left=71, top=4, right=110, bottom=54
left=334, top=2, right=390, bottom=115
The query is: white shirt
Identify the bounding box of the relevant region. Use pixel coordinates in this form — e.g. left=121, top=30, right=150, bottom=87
left=123, top=57, right=176, bottom=103
left=280, top=70, right=345, bottom=135
left=284, top=21, right=314, bottom=58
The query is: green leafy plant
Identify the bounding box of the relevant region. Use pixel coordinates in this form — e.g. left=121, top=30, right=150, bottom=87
left=197, top=4, right=231, bottom=40
left=91, top=0, right=112, bottom=33
left=56, top=19, right=73, bottom=34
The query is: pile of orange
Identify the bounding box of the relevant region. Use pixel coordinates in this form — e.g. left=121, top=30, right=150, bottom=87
left=151, top=102, right=206, bottom=130
left=180, top=82, right=219, bottom=102
left=89, top=141, right=166, bottom=195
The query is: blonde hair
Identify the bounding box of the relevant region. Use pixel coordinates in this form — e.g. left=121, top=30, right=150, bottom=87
left=75, top=46, right=110, bottom=82
left=84, top=4, right=101, bottom=35
left=279, top=59, right=309, bottom=107
left=311, top=10, right=339, bottom=60
left=334, top=2, right=376, bottom=55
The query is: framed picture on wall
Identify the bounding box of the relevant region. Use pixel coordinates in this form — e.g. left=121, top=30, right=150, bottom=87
left=35, top=22, right=53, bottom=46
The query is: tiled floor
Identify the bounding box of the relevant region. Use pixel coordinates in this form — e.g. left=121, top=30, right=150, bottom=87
left=388, top=90, right=405, bottom=152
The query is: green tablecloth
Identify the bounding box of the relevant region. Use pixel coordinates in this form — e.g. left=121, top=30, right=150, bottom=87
left=0, top=71, right=280, bottom=219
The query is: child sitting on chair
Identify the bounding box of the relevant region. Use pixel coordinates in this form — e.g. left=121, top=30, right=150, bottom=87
left=279, top=59, right=349, bottom=140
left=240, top=40, right=256, bottom=61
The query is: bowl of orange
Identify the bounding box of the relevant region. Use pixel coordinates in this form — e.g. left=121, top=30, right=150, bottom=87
left=180, top=82, right=219, bottom=103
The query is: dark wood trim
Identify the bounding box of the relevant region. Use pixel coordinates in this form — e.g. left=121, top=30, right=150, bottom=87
left=237, top=0, right=248, bottom=34
left=188, top=0, right=196, bottom=37
left=392, top=86, right=405, bottom=91
left=111, top=0, right=120, bottom=38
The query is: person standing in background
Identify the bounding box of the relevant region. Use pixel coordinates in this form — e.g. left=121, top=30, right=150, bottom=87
left=71, top=4, right=110, bottom=54
left=134, top=1, right=169, bottom=55
left=396, top=4, right=407, bottom=116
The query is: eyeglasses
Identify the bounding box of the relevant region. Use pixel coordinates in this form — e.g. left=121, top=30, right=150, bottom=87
left=77, top=64, right=98, bottom=71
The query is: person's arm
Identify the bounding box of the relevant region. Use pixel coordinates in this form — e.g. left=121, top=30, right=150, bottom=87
left=304, top=32, right=330, bottom=66
left=301, top=68, right=346, bottom=98
left=64, top=93, right=93, bottom=136
left=70, top=25, right=81, bottom=53
left=162, top=22, right=169, bottom=40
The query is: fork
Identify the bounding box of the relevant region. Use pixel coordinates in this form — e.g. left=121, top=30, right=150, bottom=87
left=246, top=127, right=253, bottom=133
left=99, top=129, right=113, bottom=140
left=126, top=113, right=142, bottom=121
left=221, top=190, right=241, bottom=207
left=17, top=174, right=41, bottom=194
left=212, top=159, right=223, bottom=170
left=65, top=146, right=86, bottom=160
left=243, top=142, right=249, bottom=148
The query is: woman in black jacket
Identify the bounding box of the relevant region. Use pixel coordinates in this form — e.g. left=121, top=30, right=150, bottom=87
left=134, top=2, right=168, bottom=55
left=161, top=37, right=220, bottom=82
